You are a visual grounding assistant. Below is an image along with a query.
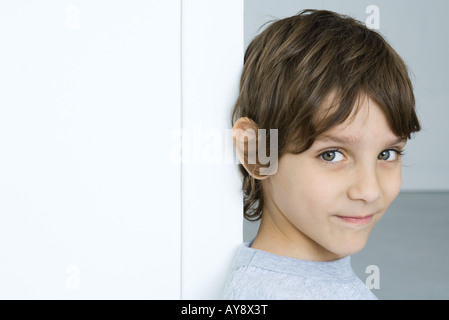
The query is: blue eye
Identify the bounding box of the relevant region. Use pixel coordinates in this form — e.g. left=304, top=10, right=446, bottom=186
left=378, top=149, right=402, bottom=161
left=320, top=150, right=344, bottom=162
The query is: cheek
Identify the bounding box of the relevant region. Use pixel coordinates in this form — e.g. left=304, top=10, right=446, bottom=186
left=381, top=166, right=402, bottom=204
left=280, top=168, right=340, bottom=218
left=301, top=174, right=339, bottom=206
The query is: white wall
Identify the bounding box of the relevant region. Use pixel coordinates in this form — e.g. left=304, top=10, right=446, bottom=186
left=181, top=0, right=243, bottom=299
left=245, top=0, right=449, bottom=191
left=0, top=0, right=244, bottom=299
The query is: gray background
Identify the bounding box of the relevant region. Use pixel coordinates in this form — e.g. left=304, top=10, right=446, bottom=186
left=243, top=0, right=449, bottom=299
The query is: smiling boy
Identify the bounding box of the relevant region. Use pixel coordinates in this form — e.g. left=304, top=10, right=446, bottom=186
left=221, top=9, right=420, bottom=299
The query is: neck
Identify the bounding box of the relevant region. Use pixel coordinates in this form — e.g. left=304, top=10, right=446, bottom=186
left=251, top=210, right=344, bottom=262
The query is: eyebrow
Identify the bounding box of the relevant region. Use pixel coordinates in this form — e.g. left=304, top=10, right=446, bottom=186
left=316, top=134, right=407, bottom=146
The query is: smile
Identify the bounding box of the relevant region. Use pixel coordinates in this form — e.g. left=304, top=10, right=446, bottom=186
left=335, top=214, right=374, bottom=225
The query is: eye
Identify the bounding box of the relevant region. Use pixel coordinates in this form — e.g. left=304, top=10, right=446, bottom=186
left=320, top=150, right=344, bottom=162
left=378, top=149, right=401, bottom=161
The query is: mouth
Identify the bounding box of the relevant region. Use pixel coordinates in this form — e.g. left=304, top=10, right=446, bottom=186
left=335, top=214, right=374, bottom=225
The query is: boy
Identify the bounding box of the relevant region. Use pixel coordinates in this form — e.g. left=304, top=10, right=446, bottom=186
left=221, top=9, right=421, bottom=299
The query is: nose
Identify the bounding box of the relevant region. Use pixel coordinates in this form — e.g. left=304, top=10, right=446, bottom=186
left=347, top=164, right=382, bottom=204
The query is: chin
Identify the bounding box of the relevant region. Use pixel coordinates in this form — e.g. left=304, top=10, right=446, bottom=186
left=330, top=236, right=370, bottom=258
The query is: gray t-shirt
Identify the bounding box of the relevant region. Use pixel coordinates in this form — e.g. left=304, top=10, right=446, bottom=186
left=221, top=242, right=377, bottom=300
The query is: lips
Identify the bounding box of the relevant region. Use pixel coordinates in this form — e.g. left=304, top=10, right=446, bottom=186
left=335, top=214, right=374, bottom=225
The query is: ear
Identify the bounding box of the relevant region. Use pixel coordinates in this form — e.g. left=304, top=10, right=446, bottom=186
left=233, top=117, right=270, bottom=180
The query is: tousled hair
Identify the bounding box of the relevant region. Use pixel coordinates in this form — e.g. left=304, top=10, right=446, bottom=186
left=231, top=9, right=421, bottom=221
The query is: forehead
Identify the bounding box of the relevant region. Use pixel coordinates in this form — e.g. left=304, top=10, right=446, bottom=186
left=315, top=90, right=367, bottom=125
left=315, top=94, right=405, bottom=146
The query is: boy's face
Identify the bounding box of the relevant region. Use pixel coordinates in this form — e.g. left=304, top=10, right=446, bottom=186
left=258, top=95, right=406, bottom=261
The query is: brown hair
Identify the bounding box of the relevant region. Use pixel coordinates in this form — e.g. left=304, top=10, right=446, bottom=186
left=231, top=9, right=421, bottom=221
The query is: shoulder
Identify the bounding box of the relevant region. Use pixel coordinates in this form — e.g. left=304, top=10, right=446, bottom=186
left=220, top=262, right=288, bottom=300
left=221, top=243, right=378, bottom=300
left=220, top=242, right=275, bottom=299
left=220, top=243, right=306, bottom=300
